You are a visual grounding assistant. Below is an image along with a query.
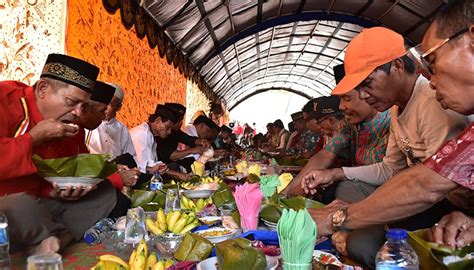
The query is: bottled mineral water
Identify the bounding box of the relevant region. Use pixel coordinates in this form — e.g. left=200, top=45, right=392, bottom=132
left=376, top=229, right=419, bottom=270
left=0, top=212, right=10, bottom=270
left=83, top=218, right=114, bottom=245
left=149, top=173, right=163, bottom=191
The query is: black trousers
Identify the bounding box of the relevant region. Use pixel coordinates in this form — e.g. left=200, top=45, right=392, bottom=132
left=346, top=199, right=459, bottom=269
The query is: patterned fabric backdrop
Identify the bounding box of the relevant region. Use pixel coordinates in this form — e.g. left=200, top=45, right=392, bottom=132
left=66, top=0, right=187, bottom=128
left=0, top=0, right=67, bottom=85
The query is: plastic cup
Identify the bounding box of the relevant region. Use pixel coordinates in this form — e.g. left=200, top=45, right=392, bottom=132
left=27, top=253, right=63, bottom=270
left=240, top=216, right=258, bottom=232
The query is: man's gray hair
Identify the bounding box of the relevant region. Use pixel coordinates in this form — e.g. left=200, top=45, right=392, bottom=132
left=106, top=82, right=124, bottom=101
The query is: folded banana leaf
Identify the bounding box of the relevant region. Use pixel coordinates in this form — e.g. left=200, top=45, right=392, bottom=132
left=247, top=173, right=261, bottom=183
left=131, top=190, right=166, bottom=209
left=259, top=194, right=325, bottom=223
left=174, top=233, right=213, bottom=262
left=211, top=183, right=235, bottom=207
left=33, top=154, right=116, bottom=178
left=408, top=229, right=474, bottom=270
left=216, top=238, right=266, bottom=270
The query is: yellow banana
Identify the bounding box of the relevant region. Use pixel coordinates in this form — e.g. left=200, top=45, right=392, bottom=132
left=196, top=198, right=204, bottom=209
left=145, top=252, right=158, bottom=269
left=180, top=196, right=188, bottom=209
left=132, top=251, right=146, bottom=270
left=151, top=261, right=164, bottom=270
left=91, top=261, right=105, bottom=270
left=180, top=220, right=199, bottom=234
left=167, top=211, right=181, bottom=231
left=146, top=218, right=163, bottom=235
left=172, top=216, right=188, bottom=234
left=128, top=250, right=136, bottom=268
left=98, top=255, right=129, bottom=269
left=156, top=209, right=167, bottom=231
left=187, top=199, right=196, bottom=209
left=166, top=210, right=173, bottom=224
left=136, top=239, right=148, bottom=259
left=164, top=259, right=174, bottom=268
left=103, top=261, right=122, bottom=270
left=170, top=180, right=176, bottom=185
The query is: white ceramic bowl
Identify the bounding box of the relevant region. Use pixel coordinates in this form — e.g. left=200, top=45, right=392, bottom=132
left=196, top=255, right=279, bottom=270
left=194, top=227, right=237, bottom=244
left=44, top=176, right=103, bottom=189
left=198, top=216, right=222, bottom=225
left=183, top=189, right=215, bottom=199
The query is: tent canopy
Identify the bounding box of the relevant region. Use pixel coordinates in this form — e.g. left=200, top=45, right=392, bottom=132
left=138, top=0, right=446, bottom=110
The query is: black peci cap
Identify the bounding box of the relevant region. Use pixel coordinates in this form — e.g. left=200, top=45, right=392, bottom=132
left=307, top=96, right=342, bottom=121
left=90, top=81, right=115, bottom=104
left=194, top=115, right=219, bottom=130
left=164, top=103, right=186, bottom=119
left=40, top=54, right=99, bottom=93
left=154, top=104, right=178, bottom=123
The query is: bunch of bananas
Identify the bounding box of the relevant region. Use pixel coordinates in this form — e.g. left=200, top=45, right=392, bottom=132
left=180, top=196, right=213, bottom=212
left=201, top=176, right=222, bottom=183
left=146, top=209, right=199, bottom=235
left=169, top=180, right=194, bottom=190
left=92, top=240, right=174, bottom=270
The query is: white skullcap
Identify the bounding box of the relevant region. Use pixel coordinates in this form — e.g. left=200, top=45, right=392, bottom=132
left=106, top=82, right=124, bottom=101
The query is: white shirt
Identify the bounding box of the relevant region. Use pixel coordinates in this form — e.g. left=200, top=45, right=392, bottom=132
left=178, top=125, right=199, bottom=160
left=130, top=122, right=160, bottom=173
left=87, top=118, right=136, bottom=158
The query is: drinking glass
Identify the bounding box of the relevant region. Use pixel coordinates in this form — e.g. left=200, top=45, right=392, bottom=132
left=165, top=189, right=180, bottom=212
left=27, top=253, right=63, bottom=270
left=124, top=207, right=146, bottom=244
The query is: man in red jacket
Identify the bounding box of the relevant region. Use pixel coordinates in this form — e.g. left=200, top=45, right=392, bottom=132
left=0, top=54, right=117, bottom=255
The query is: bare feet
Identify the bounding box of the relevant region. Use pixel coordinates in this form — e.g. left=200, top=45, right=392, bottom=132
left=332, top=231, right=349, bottom=257
left=28, top=236, right=61, bottom=255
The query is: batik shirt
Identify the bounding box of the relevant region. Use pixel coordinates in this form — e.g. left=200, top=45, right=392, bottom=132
left=424, top=122, right=473, bottom=190
left=286, top=129, right=323, bottom=156
left=324, top=110, right=391, bottom=166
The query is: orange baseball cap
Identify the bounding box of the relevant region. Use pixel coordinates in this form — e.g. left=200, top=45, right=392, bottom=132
left=332, top=27, right=407, bottom=95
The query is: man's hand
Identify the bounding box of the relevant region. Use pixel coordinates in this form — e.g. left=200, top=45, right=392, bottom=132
left=147, top=163, right=168, bottom=174
left=29, top=119, right=79, bottom=146
left=196, top=139, right=211, bottom=148
left=429, top=211, right=474, bottom=249
left=49, top=183, right=95, bottom=200
left=191, top=146, right=205, bottom=155
left=307, top=207, right=335, bottom=236
left=301, top=168, right=345, bottom=195
left=117, top=165, right=140, bottom=187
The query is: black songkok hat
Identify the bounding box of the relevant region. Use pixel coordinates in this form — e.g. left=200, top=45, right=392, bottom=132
left=164, top=103, right=186, bottom=119
left=291, top=111, right=304, bottom=121
left=90, top=81, right=115, bottom=104
left=308, top=96, right=342, bottom=121
left=40, top=54, right=99, bottom=93
left=194, top=115, right=219, bottom=130
left=220, top=125, right=233, bottom=134
left=154, top=104, right=178, bottom=123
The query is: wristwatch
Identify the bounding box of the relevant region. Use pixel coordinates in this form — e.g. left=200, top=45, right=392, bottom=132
left=331, top=206, right=348, bottom=230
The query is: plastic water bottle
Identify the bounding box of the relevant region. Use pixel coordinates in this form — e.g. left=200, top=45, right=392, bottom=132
left=0, top=212, right=10, bottom=270
left=376, top=229, right=419, bottom=270
left=149, top=173, right=163, bottom=191
left=83, top=218, right=114, bottom=245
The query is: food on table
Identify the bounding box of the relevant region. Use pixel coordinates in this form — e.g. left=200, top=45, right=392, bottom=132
left=195, top=229, right=233, bottom=237
left=215, top=238, right=267, bottom=270
left=223, top=168, right=237, bottom=176
left=192, top=182, right=220, bottom=191
left=91, top=240, right=174, bottom=270
left=222, top=216, right=239, bottom=230
left=174, top=233, right=213, bottom=262
left=180, top=196, right=213, bottom=212
left=146, top=208, right=199, bottom=235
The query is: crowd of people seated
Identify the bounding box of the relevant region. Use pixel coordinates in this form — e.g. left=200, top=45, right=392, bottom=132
left=0, top=1, right=471, bottom=268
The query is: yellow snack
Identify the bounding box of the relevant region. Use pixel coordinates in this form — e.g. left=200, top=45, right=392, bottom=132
left=248, top=164, right=261, bottom=177
left=277, top=173, right=293, bottom=193
left=191, top=161, right=204, bottom=177
left=235, top=161, right=248, bottom=173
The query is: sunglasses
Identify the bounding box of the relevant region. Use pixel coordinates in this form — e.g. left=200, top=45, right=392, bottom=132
left=408, top=28, right=468, bottom=77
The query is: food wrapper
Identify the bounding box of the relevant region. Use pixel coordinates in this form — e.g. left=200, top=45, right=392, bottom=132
left=32, top=154, right=116, bottom=178
left=191, top=161, right=205, bottom=177
left=259, top=194, right=325, bottom=223
left=248, top=164, right=261, bottom=177
left=408, top=229, right=474, bottom=270
left=277, top=173, right=293, bottom=193
left=235, top=161, right=248, bottom=174
left=216, top=238, right=266, bottom=270
left=259, top=175, right=280, bottom=197
left=174, top=233, right=213, bottom=262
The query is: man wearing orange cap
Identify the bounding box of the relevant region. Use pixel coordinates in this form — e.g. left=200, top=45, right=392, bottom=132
left=302, top=5, right=473, bottom=267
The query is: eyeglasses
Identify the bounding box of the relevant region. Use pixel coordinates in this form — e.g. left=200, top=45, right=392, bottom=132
left=408, top=28, right=468, bottom=76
